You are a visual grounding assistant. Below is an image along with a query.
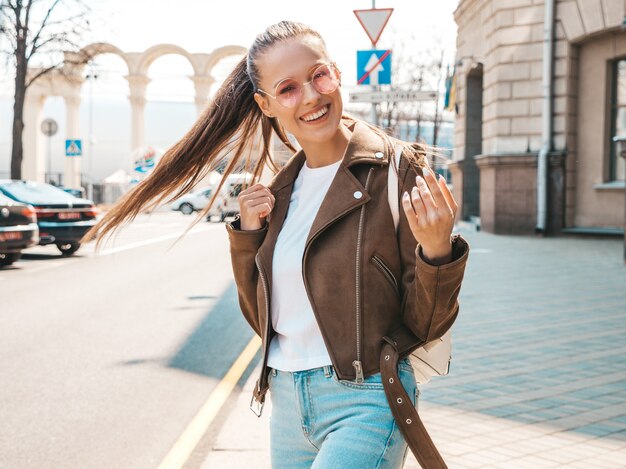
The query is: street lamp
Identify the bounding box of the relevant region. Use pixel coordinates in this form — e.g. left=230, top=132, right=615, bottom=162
left=85, top=63, right=98, bottom=200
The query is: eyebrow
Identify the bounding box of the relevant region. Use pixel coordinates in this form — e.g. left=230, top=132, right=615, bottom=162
left=272, top=61, right=327, bottom=89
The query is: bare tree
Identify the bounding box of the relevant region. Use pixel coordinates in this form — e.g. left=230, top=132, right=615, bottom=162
left=0, top=0, right=93, bottom=179
left=375, top=27, right=450, bottom=148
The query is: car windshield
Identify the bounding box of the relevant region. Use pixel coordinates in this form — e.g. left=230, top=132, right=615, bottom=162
left=0, top=181, right=76, bottom=203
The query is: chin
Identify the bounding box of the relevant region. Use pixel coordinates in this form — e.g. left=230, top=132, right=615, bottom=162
left=296, top=112, right=342, bottom=143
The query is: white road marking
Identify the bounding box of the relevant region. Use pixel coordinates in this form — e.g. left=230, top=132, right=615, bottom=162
left=91, top=224, right=217, bottom=257
left=157, top=335, right=261, bottom=469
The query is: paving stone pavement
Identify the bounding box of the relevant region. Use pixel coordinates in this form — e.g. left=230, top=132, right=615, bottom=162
left=202, top=226, right=626, bottom=468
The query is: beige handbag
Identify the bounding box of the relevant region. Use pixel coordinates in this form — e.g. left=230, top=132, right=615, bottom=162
left=388, top=143, right=453, bottom=385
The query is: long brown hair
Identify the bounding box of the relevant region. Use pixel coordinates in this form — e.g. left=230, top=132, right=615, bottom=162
left=80, top=20, right=443, bottom=253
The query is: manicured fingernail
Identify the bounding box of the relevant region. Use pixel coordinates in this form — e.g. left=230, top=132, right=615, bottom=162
left=423, top=167, right=430, bottom=177
left=403, top=191, right=409, bottom=199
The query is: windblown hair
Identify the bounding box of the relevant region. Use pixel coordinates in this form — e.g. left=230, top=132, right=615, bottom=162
left=80, top=20, right=447, bottom=253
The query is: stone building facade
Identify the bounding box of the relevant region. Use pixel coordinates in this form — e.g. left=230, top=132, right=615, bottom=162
left=450, top=0, right=626, bottom=244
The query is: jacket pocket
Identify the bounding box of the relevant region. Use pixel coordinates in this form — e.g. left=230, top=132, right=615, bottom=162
left=370, top=253, right=400, bottom=297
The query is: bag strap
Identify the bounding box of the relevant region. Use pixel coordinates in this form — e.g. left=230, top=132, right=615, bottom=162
left=388, top=143, right=403, bottom=232
left=384, top=143, right=449, bottom=468
left=381, top=338, right=448, bottom=468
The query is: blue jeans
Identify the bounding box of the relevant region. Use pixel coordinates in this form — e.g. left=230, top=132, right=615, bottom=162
left=268, top=357, right=420, bottom=469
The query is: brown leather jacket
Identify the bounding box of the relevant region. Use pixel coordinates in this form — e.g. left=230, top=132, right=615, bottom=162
left=225, top=119, right=470, bottom=415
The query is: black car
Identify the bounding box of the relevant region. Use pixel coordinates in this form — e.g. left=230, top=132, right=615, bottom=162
left=0, top=180, right=99, bottom=256
left=0, top=193, right=39, bottom=267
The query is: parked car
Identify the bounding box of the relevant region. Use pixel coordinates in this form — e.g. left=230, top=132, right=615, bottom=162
left=170, top=172, right=253, bottom=222
left=170, top=186, right=224, bottom=219
left=216, top=173, right=253, bottom=221
left=0, top=180, right=99, bottom=256
left=60, top=187, right=86, bottom=198
left=0, top=193, right=39, bottom=267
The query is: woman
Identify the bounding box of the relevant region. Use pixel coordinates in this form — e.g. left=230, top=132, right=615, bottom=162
left=82, top=20, right=469, bottom=469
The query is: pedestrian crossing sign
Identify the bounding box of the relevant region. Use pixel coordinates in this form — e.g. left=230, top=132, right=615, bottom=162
left=65, top=139, right=82, bottom=157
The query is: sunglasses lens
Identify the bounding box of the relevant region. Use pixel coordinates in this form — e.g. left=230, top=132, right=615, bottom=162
left=313, top=64, right=340, bottom=94
left=271, top=63, right=341, bottom=107
left=275, top=79, right=301, bottom=108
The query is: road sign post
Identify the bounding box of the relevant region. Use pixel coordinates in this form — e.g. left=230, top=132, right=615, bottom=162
left=354, top=6, right=394, bottom=127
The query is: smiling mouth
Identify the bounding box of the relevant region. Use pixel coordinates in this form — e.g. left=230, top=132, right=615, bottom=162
left=300, top=104, right=330, bottom=122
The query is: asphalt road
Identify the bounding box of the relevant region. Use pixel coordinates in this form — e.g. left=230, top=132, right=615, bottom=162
left=0, top=211, right=260, bottom=469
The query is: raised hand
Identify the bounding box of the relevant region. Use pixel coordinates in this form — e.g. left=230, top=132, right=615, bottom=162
left=237, top=183, right=275, bottom=231
left=401, top=166, right=458, bottom=265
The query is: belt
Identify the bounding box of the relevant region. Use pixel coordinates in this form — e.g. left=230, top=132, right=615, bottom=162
left=380, top=329, right=448, bottom=469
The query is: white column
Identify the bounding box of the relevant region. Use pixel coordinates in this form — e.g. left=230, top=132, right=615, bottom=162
left=64, top=93, right=82, bottom=189
left=125, top=74, right=150, bottom=157
left=21, top=93, right=46, bottom=182
left=192, top=75, right=214, bottom=116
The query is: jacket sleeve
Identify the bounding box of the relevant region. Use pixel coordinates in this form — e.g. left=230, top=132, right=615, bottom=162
left=395, top=149, right=470, bottom=346
left=224, top=214, right=269, bottom=337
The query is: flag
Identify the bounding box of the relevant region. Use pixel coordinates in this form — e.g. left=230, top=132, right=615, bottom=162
left=444, top=64, right=457, bottom=113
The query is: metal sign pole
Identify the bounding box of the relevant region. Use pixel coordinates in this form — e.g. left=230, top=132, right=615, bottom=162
left=48, top=135, right=52, bottom=183
left=370, top=0, right=378, bottom=127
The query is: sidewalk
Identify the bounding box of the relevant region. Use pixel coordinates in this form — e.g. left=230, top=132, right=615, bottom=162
left=202, top=227, right=626, bottom=468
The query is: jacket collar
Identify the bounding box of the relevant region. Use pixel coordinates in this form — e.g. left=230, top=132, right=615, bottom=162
left=267, top=119, right=390, bottom=193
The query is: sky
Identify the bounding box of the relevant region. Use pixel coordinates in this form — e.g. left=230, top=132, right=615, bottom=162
left=87, top=0, right=459, bottom=81
left=0, top=0, right=460, bottom=181
left=1, top=0, right=460, bottom=97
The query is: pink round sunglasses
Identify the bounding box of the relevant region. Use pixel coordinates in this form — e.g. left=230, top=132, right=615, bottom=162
left=256, top=62, right=342, bottom=108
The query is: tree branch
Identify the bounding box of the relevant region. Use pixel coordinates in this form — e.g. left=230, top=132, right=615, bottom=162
left=24, top=60, right=58, bottom=87
left=28, top=0, right=60, bottom=55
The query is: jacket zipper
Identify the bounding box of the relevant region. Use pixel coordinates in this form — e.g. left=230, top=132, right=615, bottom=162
left=352, top=166, right=375, bottom=383
left=300, top=201, right=366, bottom=381
left=371, top=254, right=400, bottom=296
left=251, top=251, right=271, bottom=416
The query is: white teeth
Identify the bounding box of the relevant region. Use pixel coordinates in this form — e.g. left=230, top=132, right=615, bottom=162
left=302, top=104, right=329, bottom=122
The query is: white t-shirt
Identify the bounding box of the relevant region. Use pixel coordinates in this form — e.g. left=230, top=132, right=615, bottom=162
left=266, top=157, right=342, bottom=371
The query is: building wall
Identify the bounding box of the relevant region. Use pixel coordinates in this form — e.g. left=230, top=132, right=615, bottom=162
left=576, top=32, right=626, bottom=227
left=454, top=0, right=626, bottom=233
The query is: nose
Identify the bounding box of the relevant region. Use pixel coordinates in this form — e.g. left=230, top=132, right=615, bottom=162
left=301, top=81, right=321, bottom=106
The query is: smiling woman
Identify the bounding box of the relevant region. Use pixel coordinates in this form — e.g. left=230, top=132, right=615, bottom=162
left=79, top=20, right=469, bottom=469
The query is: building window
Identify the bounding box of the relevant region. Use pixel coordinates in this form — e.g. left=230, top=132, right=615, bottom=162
left=609, top=59, right=626, bottom=181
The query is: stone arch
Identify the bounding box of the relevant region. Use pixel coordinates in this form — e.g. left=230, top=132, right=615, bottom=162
left=200, top=45, right=247, bottom=76
left=136, top=43, right=197, bottom=76
left=21, top=41, right=248, bottom=189
left=78, top=42, right=130, bottom=72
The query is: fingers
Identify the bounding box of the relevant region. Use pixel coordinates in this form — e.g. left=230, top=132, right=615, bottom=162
left=415, top=172, right=436, bottom=216
left=437, top=175, right=458, bottom=218
left=410, top=184, right=427, bottom=221
left=238, top=184, right=275, bottom=220
left=239, top=185, right=274, bottom=206
left=415, top=166, right=455, bottom=220
left=417, top=167, right=444, bottom=211
left=401, top=191, right=421, bottom=235
left=249, top=194, right=274, bottom=215
left=239, top=182, right=266, bottom=196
